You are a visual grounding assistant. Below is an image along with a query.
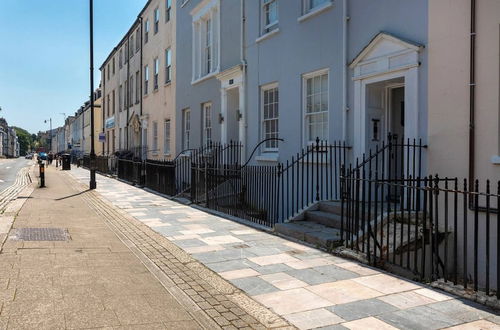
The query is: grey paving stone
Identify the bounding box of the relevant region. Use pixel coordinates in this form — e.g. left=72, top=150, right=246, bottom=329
left=197, top=249, right=256, bottom=263
left=244, top=246, right=287, bottom=256
left=251, top=263, right=294, bottom=275
left=328, top=298, right=398, bottom=321
left=230, top=277, right=279, bottom=296
left=235, top=233, right=272, bottom=242
left=206, top=259, right=259, bottom=273
left=192, top=252, right=228, bottom=264
left=313, top=265, right=359, bottom=281
left=377, top=305, right=463, bottom=330
left=285, top=268, right=340, bottom=285
left=174, top=239, right=207, bottom=248
left=426, top=299, right=498, bottom=323
left=315, top=325, right=348, bottom=330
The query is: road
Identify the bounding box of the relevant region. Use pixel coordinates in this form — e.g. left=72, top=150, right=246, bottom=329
left=0, top=158, right=32, bottom=192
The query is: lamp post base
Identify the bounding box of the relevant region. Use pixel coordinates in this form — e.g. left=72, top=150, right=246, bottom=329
left=90, top=169, right=96, bottom=189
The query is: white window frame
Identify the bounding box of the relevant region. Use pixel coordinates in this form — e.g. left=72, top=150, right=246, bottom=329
left=303, top=69, right=329, bottom=145
left=152, top=121, right=158, bottom=154
left=118, top=84, right=123, bottom=111
left=136, top=29, right=140, bottom=52
left=165, top=48, right=172, bottom=83
left=129, top=36, right=134, bottom=59
left=191, top=0, right=220, bottom=82
left=144, top=65, right=149, bottom=95
left=261, top=83, right=279, bottom=152
left=119, top=49, right=123, bottom=68
left=154, top=58, right=159, bottom=90
left=164, top=119, right=171, bottom=155
left=262, top=0, right=278, bottom=34
left=135, top=71, right=140, bottom=103
left=183, top=109, right=191, bottom=150
left=154, top=8, right=160, bottom=34
left=202, top=102, right=212, bottom=145
left=129, top=75, right=134, bottom=106
left=165, top=0, right=172, bottom=22
left=145, top=20, right=150, bottom=43
left=302, top=0, right=331, bottom=14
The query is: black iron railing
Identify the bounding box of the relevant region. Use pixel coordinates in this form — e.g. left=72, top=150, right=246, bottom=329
left=341, top=170, right=500, bottom=296
left=117, top=158, right=143, bottom=185
left=277, top=139, right=350, bottom=221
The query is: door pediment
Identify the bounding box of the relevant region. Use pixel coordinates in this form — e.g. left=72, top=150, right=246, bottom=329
left=350, top=32, right=423, bottom=80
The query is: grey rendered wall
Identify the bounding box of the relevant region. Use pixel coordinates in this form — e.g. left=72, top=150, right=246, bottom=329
left=175, top=0, right=242, bottom=154
left=245, top=1, right=344, bottom=164
left=244, top=0, right=428, bottom=165
left=346, top=0, right=429, bottom=148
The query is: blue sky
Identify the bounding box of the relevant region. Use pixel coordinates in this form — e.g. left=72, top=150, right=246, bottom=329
left=0, top=0, right=146, bottom=134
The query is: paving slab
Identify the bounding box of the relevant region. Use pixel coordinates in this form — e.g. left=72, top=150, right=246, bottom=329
left=68, top=167, right=500, bottom=330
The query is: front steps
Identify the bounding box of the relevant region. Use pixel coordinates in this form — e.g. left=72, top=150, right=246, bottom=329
left=275, top=201, right=343, bottom=250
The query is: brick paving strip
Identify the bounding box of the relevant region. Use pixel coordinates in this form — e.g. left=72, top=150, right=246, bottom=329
left=67, top=167, right=500, bottom=330
left=0, top=165, right=291, bottom=329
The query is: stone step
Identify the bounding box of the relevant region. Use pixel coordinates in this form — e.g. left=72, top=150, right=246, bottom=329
left=305, top=210, right=343, bottom=229
left=318, top=201, right=342, bottom=215
left=275, top=221, right=342, bottom=250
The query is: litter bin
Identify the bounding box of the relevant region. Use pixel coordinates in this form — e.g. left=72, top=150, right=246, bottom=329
left=62, top=154, right=71, bottom=170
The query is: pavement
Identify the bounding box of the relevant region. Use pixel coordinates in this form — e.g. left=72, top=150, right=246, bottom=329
left=65, top=166, right=500, bottom=330
left=0, top=164, right=291, bottom=329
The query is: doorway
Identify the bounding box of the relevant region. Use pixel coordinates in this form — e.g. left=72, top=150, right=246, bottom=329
left=225, top=88, right=240, bottom=144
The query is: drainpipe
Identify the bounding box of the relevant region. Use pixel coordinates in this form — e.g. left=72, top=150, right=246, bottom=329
left=342, top=0, right=348, bottom=143
left=468, top=0, right=476, bottom=189
left=240, top=0, right=247, bottom=162
left=139, top=17, right=144, bottom=157
left=126, top=32, right=130, bottom=150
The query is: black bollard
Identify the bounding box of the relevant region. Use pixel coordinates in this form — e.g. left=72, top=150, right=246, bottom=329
left=40, top=163, right=45, bottom=188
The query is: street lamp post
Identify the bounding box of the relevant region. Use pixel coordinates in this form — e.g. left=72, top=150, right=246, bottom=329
left=89, top=0, right=96, bottom=189
left=44, top=118, right=52, bottom=151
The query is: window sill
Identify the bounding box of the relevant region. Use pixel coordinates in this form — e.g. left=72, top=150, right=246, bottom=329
left=164, top=81, right=171, bottom=87
left=298, top=2, right=333, bottom=23
left=256, top=153, right=279, bottom=162
left=191, top=71, right=219, bottom=85
left=491, top=155, right=500, bottom=165
left=256, top=28, right=280, bottom=44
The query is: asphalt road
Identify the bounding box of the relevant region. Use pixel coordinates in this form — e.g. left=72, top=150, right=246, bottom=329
left=0, top=158, right=32, bottom=192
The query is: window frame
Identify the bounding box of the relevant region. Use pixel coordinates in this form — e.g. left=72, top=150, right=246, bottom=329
left=202, top=102, right=212, bottom=145
left=261, top=83, right=279, bottom=152
left=145, top=20, right=150, bottom=43
left=135, top=71, right=140, bottom=104
left=154, top=58, right=159, bottom=90
left=191, top=2, right=220, bottom=82
left=302, top=68, right=329, bottom=145
left=165, top=48, right=172, bottom=83
left=165, top=0, right=172, bottom=23
left=182, top=109, right=191, bottom=150
left=154, top=8, right=160, bottom=34
left=152, top=121, right=158, bottom=154
left=262, top=0, right=278, bottom=35
left=144, top=65, right=149, bottom=95
left=118, top=84, right=123, bottom=111
left=136, top=29, right=140, bottom=52
left=164, top=119, right=171, bottom=155
left=302, top=0, right=331, bottom=14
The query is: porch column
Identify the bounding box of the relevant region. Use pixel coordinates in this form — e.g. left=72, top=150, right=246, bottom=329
left=404, top=67, right=419, bottom=142
left=353, top=79, right=364, bottom=161
left=238, top=84, right=246, bottom=163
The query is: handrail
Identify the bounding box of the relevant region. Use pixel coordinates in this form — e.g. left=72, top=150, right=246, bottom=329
left=241, top=138, right=284, bottom=168
left=279, top=138, right=350, bottom=173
